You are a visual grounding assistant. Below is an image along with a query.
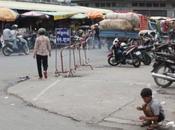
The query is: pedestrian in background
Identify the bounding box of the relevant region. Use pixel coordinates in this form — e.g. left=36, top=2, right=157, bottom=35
left=33, top=28, right=51, bottom=79
left=94, top=24, right=101, bottom=49
left=11, top=24, right=19, bottom=49
left=137, top=88, right=165, bottom=130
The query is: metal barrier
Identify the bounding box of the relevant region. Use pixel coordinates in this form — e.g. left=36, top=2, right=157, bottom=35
left=78, top=38, right=93, bottom=70
left=54, top=35, right=93, bottom=77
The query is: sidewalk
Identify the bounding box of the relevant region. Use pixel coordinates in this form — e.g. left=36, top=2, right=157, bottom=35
left=7, top=58, right=175, bottom=129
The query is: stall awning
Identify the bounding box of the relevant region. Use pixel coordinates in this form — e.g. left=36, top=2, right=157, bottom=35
left=70, top=13, right=87, bottom=19
left=0, top=0, right=112, bottom=14
left=40, top=11, right=76, bottom=20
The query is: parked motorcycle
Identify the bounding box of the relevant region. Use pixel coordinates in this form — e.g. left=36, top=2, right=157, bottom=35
left=151, top=52, right=175, bottom=88
left=23, top=33, right=36, bottom=50
left=49, top=35, right=57, bottom=49
left=137, top=45, right=153, bottom=65
left=2, top=36, right=29, bottom=56
left=107, top=43, right=141, bottom=67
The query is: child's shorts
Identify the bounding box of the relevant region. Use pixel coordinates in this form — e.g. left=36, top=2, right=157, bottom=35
left=158, top=112, right=165, bottom=122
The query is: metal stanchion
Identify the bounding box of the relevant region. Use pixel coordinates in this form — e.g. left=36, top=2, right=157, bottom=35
left=55, top=30, right=93, bottom=78
left=54, top=44, right=59, bottom=77
left=71, top=44, right=78, bottom=70
left=58, top=46, right=73, bottom=77
left=81, top=44, right=93, bottom=70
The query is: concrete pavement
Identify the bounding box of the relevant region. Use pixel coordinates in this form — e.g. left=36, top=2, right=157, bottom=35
left=7, top=49, right=175, bottom=130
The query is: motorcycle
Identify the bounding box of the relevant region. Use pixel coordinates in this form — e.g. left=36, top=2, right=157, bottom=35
left=151, top=52, right=175, bottom=88
left=107, top=44, right=141, bottom=67
left=2, top=36, right=29, bottom=56
left=137, top=45, right=153, bottom=65
left=23, top=33, right=36, bottom=50
left=24, top=33, right=56, bottom=49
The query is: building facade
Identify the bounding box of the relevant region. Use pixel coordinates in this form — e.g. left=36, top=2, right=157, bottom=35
left=14, top=0, right=71, bottom=4
left=13, top=0, right=175, bottom=17
left=71, top=0, right=175, bottom=17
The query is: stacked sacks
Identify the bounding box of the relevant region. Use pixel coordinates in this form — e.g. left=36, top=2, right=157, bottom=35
left=160, top=20, right=170, bottom=33
left=149, top=17, right=172, bottom=33
left=99, top=19, right=133, bottom=31
left=164, top=19, right=175, bottom=32
left=99, top=12, right=140, bottom=31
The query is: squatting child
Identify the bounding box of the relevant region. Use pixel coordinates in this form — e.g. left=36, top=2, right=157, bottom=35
left=137, top=88, right=165, bottom=130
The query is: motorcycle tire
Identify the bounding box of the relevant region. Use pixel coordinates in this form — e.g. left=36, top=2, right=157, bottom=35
left=153, top=64, right=173, bottom=88
left=2, top=46, right=12, bottom=56
left=23, top=44, right=29, bottom=55
left=132, top=56, right=141, bottom=68
left=142, top=52, right=152, bottom=65
left=50, top=41, right=55, bottom=49
left=27, top=41, right=34, bottom=50
left=108, top=56, right=119, bottom=66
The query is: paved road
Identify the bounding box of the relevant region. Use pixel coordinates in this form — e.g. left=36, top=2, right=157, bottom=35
left=0, top=49, right=175, bottom=130
left=0, top=49, right=120, bottom=130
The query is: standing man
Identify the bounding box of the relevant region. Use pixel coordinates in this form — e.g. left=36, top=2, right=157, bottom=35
left=94, top=24, right=101, bottom=49
left=33, top=28, right=51, bottom=79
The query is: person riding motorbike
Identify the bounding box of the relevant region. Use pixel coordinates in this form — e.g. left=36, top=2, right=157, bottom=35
left=11, top=24, right=29, bottom=50
left=108, top=38, right=141, bottom=67
left=112, top=38, right=126, bottom=62
left=2, top=24, right=13, bottom=47
left=11, top=24, right=18, bottom=49
left=2, top=24, right=29, bottom=56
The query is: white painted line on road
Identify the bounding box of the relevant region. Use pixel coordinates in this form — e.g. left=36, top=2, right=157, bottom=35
left=33, top=79, right=61, bottom=101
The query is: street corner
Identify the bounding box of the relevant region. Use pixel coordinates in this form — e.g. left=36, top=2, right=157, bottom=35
left=6, top=70, right=145, bottom=124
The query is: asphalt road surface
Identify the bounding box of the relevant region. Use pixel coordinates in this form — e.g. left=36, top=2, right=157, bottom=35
left=0, top=49, right=122, bottom=130
left=0, top=49, right=174, bottom=130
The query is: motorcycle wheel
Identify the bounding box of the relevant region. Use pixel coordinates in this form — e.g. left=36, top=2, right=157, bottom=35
left=2, top=46, right=12, bottom=56
left=27, top=41, right=34, bottom=50
left=108, top=56, right=119, bottom=66
left=50, top=41, right=55, bottom=49
left=153, top=64, right=173, bottom=88
left=23, top=44, right=29, bottom=55
left=142, top=52, right=152, bottom=65
left=132, top=56, right=141, bottom=68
